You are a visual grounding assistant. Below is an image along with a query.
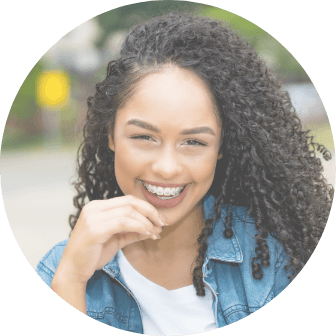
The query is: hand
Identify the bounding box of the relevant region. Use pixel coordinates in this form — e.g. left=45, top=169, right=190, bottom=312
left=54, top=195, right=166, bottom=285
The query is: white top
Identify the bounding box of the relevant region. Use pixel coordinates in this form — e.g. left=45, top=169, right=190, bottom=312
left=118, top=250, right=217, bottom=336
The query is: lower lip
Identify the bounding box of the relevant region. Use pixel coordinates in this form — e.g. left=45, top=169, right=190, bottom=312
left=140, top=183, right=190, bottom=208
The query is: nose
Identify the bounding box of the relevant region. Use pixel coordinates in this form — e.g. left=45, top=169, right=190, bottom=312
left=152, top=145, right=183, bottom=180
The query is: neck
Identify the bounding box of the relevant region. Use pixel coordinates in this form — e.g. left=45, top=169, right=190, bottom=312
left=124, top=201, right=206, bottom=259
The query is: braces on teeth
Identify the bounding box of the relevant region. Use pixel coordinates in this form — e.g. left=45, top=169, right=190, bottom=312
left=141, top=181, right=186, bottom=199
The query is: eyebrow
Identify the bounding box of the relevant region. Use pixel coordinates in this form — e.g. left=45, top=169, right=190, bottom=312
left=126, top=119, right=216, bottom=136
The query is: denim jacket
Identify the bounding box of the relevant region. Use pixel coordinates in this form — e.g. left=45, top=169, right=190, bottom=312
left=36, top=194, right=290, bottom=333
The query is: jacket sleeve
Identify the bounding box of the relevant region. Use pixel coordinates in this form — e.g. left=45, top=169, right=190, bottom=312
left=35, top=240, right=68, bottom=287
left=273, top=248, right=291, bottom=297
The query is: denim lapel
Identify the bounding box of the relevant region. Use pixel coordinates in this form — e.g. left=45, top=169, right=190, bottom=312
left=203, top=194, right=243, bottom=263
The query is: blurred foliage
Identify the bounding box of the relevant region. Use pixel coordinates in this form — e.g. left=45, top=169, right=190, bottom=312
left=199, top=6, right=309, bottom=83
left=10, top=61, right=42, bottom=121
left=2, top=61, right=45, bottom=150
left=1, top=131, right=44, bottom=151
left=2, top=1, right=327, bottom=152
left=95, top=1, right=201, bottom=48
left=305, top=123, right=334, bottom=150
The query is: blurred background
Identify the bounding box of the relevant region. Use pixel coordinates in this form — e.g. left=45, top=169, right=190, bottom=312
left=0, top=1, right=334, bottom=269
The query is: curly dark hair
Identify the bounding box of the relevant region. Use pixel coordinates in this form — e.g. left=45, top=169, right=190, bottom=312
left=69, top=12, right=334, bottom=296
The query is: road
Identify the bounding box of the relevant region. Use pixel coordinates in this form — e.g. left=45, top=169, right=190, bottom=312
left=1, top=148, right=77, bottom=268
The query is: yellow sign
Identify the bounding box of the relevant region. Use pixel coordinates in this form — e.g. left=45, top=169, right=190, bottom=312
left=36, top=71, right=70, bottom=108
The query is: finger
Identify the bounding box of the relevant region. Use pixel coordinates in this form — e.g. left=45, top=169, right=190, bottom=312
left=102, top=232, right=157, bottom=258
left=94, top=206, right=163, bottom=234
left=122, top=195, right=167, bottom=227
left=94, top=217, right=160, bottom=243
left=118, top=231, right=160, bottom=243
left=87, top=196, right=167, bottom=226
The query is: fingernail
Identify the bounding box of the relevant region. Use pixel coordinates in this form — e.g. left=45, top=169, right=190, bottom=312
left=160, top=214, right=169, bottom=226
left=151, top=234, right=158, bottom=240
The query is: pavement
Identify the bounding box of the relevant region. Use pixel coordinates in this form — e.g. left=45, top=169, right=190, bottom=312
left=1, top=148, right=77, bottom=269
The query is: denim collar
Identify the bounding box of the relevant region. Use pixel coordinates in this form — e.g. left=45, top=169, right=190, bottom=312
left=203, top=194, right=243, bottom=263
left=103, top=193, right=243, bottom=278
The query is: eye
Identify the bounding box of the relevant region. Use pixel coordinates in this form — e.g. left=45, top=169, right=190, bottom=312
left=183, top=139, right=207, bottom=146
left=130, top=135, right=155, bottom=142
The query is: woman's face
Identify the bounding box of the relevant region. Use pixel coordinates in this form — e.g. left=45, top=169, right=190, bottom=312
left=109, top=67, right=222, bottom=225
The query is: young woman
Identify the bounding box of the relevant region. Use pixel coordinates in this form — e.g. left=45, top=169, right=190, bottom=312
left=36, top=12, right=333, bottom=335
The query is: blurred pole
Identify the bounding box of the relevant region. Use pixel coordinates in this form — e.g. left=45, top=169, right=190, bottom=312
left=36, top=71, right=70, bottom=148
left=41, top=108, right=62, bottom=148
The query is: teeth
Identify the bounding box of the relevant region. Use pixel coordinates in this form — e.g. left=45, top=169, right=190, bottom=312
left=142, top=182, right=186, bottom=198
left=157, top=195, right=176, bottom=200
left=164, top=188, right=171, bottom=196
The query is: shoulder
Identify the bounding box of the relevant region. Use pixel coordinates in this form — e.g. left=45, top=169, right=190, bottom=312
left=230, top=205, right=283, bottom=254
left=228, top=205, right=285, bottom=266
left=204, top=194, right=286, bottom=267
left=205, top=200, right=291, bottom=300
left=35, top=239, right=69, bottom=287
left=219, top=204, right=291, bottom=295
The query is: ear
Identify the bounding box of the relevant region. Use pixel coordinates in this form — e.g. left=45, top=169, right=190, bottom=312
left=108, top=134, right=115, bottom=152
left=217, top=151, right=223, bottom=160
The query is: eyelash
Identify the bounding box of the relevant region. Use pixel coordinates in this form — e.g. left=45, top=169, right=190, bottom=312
left=130, top=135, right=207, bottom=146
left=184, top=139, right=207, bottom=146
left=131, top=135, right=153, bottom=141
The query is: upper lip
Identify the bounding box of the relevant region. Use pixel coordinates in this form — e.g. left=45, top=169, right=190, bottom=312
left=140, top=179, right=189, bottom=188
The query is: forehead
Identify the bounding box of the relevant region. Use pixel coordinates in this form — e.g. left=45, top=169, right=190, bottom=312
left=116, top=68, right=220, bottom=130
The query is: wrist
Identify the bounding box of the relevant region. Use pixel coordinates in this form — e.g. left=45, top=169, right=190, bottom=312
left=51, top=267, right=88, bottom=289
left=51, top=268, right=88, bottom=315
left=52, top=272, right=88, bottom=290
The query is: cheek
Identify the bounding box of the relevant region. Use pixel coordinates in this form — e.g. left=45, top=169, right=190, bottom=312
left=191, top=152, right=219, bottom=186
left=113, top=142, right=146, bottom=193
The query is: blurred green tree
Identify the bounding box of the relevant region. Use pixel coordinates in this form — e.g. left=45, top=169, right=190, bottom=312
left=3, top=61, right=44, bottom=149
left=95, top=1, right=201, bottom=48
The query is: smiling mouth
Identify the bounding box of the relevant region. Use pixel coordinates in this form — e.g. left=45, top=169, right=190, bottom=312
left=139, top=180, right=188, bottom=200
